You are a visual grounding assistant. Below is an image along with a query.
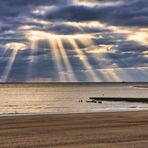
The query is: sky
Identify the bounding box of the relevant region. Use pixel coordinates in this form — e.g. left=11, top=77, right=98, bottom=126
left=0, top=0, right=147, bottom=82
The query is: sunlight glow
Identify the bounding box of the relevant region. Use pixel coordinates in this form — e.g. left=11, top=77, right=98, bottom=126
left=26, top=30, right=92, bottom=41
left=78, top=0, right=124, bottom=7
left=110, top=26, right=148, bottom=46
left=32, top=6, right=56, bottom=15
left=31, top=19, right=49, bottom=25
left=128, top=30, right=148, bottom=46
left=18, top=25, right=33, bottom=30
left=5, top=42, right=27, bottom=51
left=86, top=45, right=114, bottom=54
left=144, top=51, right=148, bottom=58
left=66, top=21, right=106, bottom=29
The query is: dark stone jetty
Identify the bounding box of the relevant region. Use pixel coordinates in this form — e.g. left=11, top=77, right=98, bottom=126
left=89, top=97, right=148, bottom=103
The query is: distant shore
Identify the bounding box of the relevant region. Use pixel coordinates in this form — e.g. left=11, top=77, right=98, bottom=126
left=0, top=82, right=148, bottom=86
left=0, top=111, right=148, bottom=148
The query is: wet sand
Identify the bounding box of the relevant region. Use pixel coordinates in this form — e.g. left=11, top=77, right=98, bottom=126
left=0, top=111, right=148, bottom=148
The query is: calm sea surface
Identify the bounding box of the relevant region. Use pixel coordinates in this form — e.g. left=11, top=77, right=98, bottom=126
left=0, top=83, right=148, bottom=115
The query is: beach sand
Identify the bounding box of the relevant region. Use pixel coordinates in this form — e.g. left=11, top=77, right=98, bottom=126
left=0, top=111, right=148, bottom=148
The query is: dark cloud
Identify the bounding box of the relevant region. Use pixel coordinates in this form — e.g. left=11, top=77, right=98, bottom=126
left=0, top=0, right=76, bottom=17
left=44, top=0, right=148, bottom=27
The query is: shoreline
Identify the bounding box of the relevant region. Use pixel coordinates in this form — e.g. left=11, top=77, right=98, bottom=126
left=0, top=110, right=146, bottom=118
left=0, top=108, right=148, bottom=117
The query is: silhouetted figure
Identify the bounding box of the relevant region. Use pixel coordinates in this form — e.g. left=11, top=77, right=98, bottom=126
left=79, top=100, right=83, bottom=103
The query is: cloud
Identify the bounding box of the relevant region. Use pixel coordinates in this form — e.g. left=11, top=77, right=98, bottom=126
left=43, top=0, right=148, bottom=27
left=0, top=0, right=147, bottom=82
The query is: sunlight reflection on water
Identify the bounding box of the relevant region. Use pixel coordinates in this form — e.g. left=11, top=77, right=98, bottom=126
left=0, top=84, right=148, bottom=115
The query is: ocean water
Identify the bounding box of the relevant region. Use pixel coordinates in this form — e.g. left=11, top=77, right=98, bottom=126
left=0, top=83, right=148, bottom=115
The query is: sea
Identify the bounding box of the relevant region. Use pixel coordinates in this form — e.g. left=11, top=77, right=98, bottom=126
left=0, top=83, right=148, bottom=116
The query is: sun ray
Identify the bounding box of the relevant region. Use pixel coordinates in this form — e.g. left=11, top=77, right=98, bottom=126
left=26, top=39, right=39, bottom=80
left=1, top=50, right=18, bottom=82
left=69, top=38, right=99, bottom=81
left=56, top=38, right=76, bottom=81
left=1, top=42, right=27, bottom=82
left=48, top=38, right=66, bottom=81
left=102, top=69, right=121, bottom=82
left=26, top=30, right=98, bottom=81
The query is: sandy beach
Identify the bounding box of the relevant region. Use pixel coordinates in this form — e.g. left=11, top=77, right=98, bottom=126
left=0, top=111, right=148, bottom=148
